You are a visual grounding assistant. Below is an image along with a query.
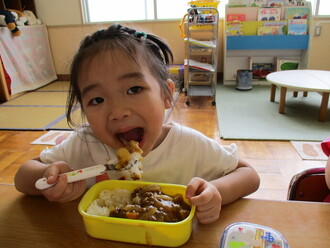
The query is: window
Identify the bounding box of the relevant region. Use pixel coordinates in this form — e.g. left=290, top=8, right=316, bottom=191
left=82, top=0, right=329, bottom=23
left=82, top=0, right=229, bottom=23
left=310, top=0, right=330, bottom=16
left=84, top=0, right=153, bottom=22
left=83, top=0, right=189, bottom=22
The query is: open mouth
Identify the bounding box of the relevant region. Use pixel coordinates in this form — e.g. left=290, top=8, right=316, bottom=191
left=116, top=127, right=144, bottom=145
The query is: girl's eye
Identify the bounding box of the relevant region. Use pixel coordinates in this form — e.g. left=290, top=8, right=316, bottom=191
left=90, top=97, right=104, bottom=105
left=127, top=86, right=142, bottom=95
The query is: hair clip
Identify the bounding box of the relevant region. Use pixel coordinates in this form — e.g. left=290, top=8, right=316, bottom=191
left=114, top=24, right=122, bottom=31
left=134, top=31, right=147, bottom=40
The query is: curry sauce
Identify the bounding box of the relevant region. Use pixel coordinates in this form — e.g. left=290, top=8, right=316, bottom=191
left=110, top=184, right=191, bottom=222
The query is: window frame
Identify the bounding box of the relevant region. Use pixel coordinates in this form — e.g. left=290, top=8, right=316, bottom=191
left=81, top=0, right=330, bottom=24
left=81, top=0, right=190, bottom=23
left=312, top=0, right=330, bottom=17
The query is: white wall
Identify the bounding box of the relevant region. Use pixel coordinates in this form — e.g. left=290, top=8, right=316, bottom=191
left=35, top=0, right=83, bottom=26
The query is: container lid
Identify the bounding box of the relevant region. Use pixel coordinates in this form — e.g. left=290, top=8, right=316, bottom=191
left=219, top=222, right=289, bottom=248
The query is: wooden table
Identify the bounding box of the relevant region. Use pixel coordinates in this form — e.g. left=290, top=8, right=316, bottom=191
left=1, top=185, right=330, bottom=248
left=266, top=70, right=330, bottom=122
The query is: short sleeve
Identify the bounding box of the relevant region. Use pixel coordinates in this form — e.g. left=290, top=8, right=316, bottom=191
left=39, top=129, right=102, bottom=170
left=39, top=140, right=68, bottom=164
left=217, top=143, right=238, bottom=176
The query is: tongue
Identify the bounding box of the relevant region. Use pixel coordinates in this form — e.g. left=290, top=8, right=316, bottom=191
left=120, top=128, right=144, bottom=142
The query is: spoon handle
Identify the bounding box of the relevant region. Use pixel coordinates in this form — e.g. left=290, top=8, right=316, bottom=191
left=35, top=164, right=107, bottom=190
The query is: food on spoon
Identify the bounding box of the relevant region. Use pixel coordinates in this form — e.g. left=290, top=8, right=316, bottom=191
left=86, top=184, right=191, bottom=222
left=114, top=140, right=143, bottom=180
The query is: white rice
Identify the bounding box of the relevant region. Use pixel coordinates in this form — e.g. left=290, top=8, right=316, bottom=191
left=86, top=188, right=132, bottom=216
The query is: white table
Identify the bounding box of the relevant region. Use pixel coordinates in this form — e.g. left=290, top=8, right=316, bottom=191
left=266, top=70, right=330, bottom=122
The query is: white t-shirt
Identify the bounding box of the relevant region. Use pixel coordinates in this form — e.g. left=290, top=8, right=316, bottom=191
left=40, top=122, right=238, bottom=187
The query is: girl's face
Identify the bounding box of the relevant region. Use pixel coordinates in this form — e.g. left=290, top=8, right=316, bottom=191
left=79, top=50, right=173, bottom=156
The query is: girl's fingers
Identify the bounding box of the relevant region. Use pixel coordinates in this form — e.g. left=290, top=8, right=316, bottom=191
left=44, top=162, right=73, bottom=185
left=186, top=177, right=206, bottom=198
left=42, top=174, right=68, bottom=201
left=188, top=183, right=219, bottom=206
left=43, top=177, right=86, bottom=203
left=195, top=202, right=214, bottom=212
left=46, top=175, right=57, bottom=184
left=196, top=213, right=220, bottom=225
left=195, top=204, right=221, bottom=224
left=59, top=180, right=86, bottom=202
left=194, top=194, right=221, bottom=213
left=41, top=162, right=86, bottom=202
left=186, top=178, right=222, bottom=224
left=44, top=167, right=60, bottom=184
left=189, top=188, right=210, bottom=204
left=71, top=180, right=87, bottom=200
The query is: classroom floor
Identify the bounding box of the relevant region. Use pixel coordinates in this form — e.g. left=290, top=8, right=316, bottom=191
left=0, top=92, right=327, bottom=201
left=168, top=94, right=327, bottom=200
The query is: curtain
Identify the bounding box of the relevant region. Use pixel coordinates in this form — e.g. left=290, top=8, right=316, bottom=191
left=0, top=25, right=57, bottom=94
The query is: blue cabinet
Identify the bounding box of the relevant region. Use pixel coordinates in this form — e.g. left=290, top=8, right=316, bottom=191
left=227, top=35, right=309, bottom=50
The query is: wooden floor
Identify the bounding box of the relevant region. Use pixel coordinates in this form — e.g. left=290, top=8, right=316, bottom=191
left=0, top=92, right=327, bottom=201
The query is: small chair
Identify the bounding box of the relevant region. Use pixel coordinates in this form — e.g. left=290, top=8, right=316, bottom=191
left=287, top=167, right=330, bottom=202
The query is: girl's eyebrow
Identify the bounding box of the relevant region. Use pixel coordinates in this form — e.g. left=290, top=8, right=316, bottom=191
left=81, top=72, right=144, bottom=96
left=81, top=84, right=98, bottom=97
left=118, top=72, right=144, bottom=81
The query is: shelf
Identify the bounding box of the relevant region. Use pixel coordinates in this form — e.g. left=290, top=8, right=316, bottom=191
left=185, top=38, right=217, bottom=48
left=187, top=85, right=214, bottom=97
left=227, top=35, right=309, bottom=50
left=223, top=2, right=312, bottom=86
left=2, top=0, right=37, bottom=16
left=185, top=59, right=215, bottom=72
left=189, top=23, right=217, bottom=28
left=188, top=81, right=212, bottom=86
left=189, top=51, right=213, bottom=56
left=185, top=7, right=218, bottom=100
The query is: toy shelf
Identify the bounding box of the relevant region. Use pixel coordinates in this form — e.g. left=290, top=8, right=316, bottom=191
left=0, top=0, right=37, bottom=17
left=184, top=7, right=219, bottom=105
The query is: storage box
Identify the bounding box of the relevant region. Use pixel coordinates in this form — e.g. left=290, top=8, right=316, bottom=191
left=189, top=0, right=220, bottom=8
left=169, top=64, right=184, bottom=81
left=168, top=64, right=184, bottom=89
left=78, top=180, right=195, bottom=247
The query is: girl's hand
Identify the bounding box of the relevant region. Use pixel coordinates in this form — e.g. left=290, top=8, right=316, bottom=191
left=186, top=177, right=222, bottom=224
left=41, top=161, right=87, bottom=202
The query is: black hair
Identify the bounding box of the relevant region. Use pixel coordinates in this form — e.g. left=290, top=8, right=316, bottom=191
left=67, top=24, right=174, bottom=127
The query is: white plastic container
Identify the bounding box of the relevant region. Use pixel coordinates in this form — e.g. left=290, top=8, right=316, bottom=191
left=219, top=222, right=289, bottom=248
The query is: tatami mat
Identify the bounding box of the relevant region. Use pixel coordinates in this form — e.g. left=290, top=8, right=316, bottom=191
left=0, top=107, right=68, bottom=130
left=50, top=107, right=84, bottom=130
left=0, top=81, right=73, bottom=130
left=36, top=81, right=70, bottom=91
left=2, top=92, right=68, bottom=106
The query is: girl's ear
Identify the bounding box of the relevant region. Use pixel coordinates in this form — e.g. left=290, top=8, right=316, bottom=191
left=166, top=79, right=175, bottom=94
left=164, top=79, right=175, bottom=109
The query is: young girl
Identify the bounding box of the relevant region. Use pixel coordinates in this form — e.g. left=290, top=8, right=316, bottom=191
left=15, top=24, right=260, bottom=224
